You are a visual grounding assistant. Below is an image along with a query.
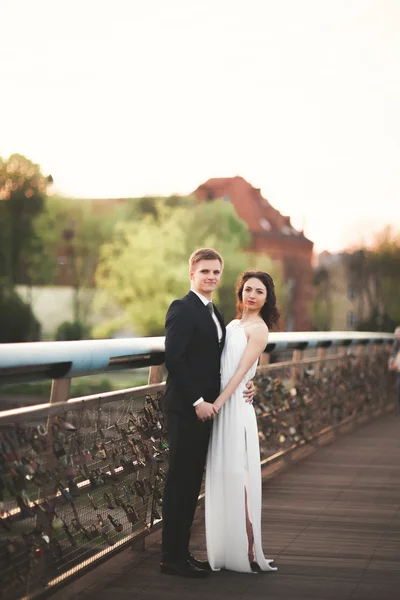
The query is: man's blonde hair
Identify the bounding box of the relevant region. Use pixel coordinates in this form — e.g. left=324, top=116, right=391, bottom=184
left=189, top=248, right=224, bottom=270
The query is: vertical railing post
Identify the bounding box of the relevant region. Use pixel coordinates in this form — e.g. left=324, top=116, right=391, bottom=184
left=148, top=364, right=164, bottom=385
left=291, top=349, right=303, bottom=385
left=315, top=347, right=327, bottom=378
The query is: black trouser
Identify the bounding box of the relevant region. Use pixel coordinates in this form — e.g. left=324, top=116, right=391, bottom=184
left=161, top=410, right=212, bottom=563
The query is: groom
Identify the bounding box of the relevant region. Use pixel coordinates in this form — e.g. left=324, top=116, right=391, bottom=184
left=161, top=248, right=254, bottom=578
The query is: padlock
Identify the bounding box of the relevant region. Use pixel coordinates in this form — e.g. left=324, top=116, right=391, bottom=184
left=82, top=449, right=93, bottom=464
left=97, top=446, right=107, bottom=460
left=56, top=417, right=76, bottom=433
left=88, top=493, right=98, bottom=510
left=37, top=424, right=48, bottom=443
left=107, top=514, right=123, bottom=533
left=52, top=515, right=64, bottom=531
left=89, top=524, right=99, bottom=539
left=124, top=504, right=139, bottom=524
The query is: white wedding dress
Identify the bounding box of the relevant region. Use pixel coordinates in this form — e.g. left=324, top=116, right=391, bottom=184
left=205, top=320, right=277, bottom=573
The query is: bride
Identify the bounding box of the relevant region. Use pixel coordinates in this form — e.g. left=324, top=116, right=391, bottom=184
left=205, top=270, right=280, bottom=573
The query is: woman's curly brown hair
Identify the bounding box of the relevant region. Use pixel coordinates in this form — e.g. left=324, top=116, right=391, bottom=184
left=235, top=270, right=281, bottom=330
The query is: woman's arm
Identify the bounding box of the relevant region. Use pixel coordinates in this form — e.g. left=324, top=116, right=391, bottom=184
left=213, top=325, right=269, bottom=411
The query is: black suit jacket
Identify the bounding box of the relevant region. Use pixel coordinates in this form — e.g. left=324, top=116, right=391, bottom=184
left=163, top=291, right=226, bottom=413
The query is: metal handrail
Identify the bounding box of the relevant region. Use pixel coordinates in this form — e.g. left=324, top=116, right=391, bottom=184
left=0, top=332, right=394, bottom=385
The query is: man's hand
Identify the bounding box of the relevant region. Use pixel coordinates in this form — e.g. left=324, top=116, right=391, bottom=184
left=195, top=401, right=216, bottom=422
left=243, top=380, right=256, bottom=404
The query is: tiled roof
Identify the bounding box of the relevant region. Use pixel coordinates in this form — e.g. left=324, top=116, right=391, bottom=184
left=194, top=176, right=312, bottom=244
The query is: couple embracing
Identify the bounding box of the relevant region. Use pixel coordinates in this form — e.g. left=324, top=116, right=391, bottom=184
left=161, top=248, right=279, bottom=577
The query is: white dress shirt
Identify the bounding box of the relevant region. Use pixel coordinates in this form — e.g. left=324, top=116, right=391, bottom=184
left=190, top=288, right=223, bottom=406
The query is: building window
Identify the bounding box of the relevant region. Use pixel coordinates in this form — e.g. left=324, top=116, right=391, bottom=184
left=259, top=218, right=271, bottom=231
left=207, top=191, right=214, bottom=201
left=347, top=311, right=357, bottom=329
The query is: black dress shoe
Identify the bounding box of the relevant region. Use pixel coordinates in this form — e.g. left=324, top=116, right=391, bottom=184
left=188, top=553, right=212, bottom=571
left=160, top=560, right=210, bottom=578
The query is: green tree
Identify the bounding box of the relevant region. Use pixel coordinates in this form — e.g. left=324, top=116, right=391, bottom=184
left=30, top=195, right=124, bottom=328
left=346, top=227, right=400, bottom=331
left=94, top=203, right=190, bottom=337
left=94, top=199, right=287, bottom=336
left=0, top=285, right=41, bottom=342
left=0, top=154, right=51, bottom=285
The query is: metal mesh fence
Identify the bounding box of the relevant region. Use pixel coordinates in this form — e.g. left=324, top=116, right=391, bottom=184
left=0, top=389, right=167, bottom=600
left=0, top=346, right=396, bottom=599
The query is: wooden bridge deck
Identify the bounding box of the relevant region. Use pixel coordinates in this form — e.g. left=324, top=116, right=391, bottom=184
left=55, top=412, right=400, bottom=600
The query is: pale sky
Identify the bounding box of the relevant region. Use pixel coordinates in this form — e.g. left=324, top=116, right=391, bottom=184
left=1, top=0, right=399, bottom=253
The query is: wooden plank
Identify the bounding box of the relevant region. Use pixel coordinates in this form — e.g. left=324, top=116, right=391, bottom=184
left=54, top=413, right=400, bottom=600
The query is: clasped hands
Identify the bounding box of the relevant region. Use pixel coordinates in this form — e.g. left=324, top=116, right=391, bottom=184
left=195, top=380, right=255, bottom=422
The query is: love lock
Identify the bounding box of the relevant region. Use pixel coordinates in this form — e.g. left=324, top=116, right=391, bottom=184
left=93, top=444, right=107, bottom=460
left=86, top=524, right=98, bottom=539
left=134, top=480, right=146, bottom=503
left=108, top=514, right=123, bottom=533
left=88, top=493, right=98, bottom=510
left=82, top=449, right=93, bottom=464
left=37, top=424, right=48, bottom=443
left=124, top=504, right=139, bottom=524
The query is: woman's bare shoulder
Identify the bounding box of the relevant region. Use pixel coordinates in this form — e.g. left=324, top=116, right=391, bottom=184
left=246, top=321, right=269, bottom=342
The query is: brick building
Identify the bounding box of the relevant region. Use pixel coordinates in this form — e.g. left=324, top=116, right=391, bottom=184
left=193, top=176, right=314, bottom=331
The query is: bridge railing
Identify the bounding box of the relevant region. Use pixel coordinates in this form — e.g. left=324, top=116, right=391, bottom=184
left=0, top=332, right=395, bottom=600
